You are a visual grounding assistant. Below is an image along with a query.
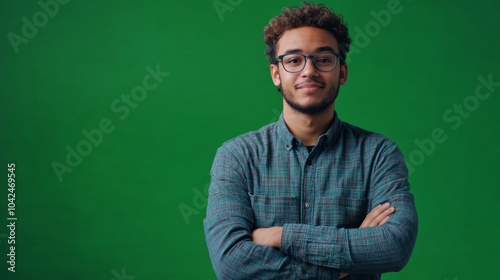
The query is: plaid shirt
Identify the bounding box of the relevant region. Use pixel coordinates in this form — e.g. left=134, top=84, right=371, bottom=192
left=204, top=113, right=418, bottom=280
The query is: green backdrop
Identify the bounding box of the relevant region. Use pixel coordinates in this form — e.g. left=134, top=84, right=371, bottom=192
left=1, top=0, right=499, bottom=279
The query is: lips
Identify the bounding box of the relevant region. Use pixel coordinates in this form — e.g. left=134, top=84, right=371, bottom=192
left=297, top=83, right=323, bottom=88
left=296, top=83, right=324, bottom=93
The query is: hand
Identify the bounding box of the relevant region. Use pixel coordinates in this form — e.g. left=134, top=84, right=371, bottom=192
left=340, top=202, right=395, bottom=279
left=360, top=202, right=395, bottom=228
left=252, top=226, right=283, bottom=248
left=251, top=204, right=395, bottom=277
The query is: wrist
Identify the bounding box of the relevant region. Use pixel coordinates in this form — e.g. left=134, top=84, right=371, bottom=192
left=273, top=226, right=283, bottom=248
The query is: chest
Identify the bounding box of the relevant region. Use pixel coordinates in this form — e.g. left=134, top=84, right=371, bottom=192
left=245, top=149, right=371, bottom=228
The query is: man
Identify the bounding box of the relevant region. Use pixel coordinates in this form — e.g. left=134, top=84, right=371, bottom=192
left=204, top=2, right=418, bottom=279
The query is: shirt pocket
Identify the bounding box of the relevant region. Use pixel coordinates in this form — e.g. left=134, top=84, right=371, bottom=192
left=248, top=194, right=300, bottom=228
left=316, top=196, right=368, bottom=228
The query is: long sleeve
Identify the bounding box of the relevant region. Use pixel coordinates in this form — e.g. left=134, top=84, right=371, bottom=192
left=203, top=145, right=341, bottom=279
left=280, top=142, right=418, bottom=274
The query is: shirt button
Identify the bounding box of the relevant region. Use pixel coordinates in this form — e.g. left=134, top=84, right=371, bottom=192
left=304, top=203, right=310, bottom=208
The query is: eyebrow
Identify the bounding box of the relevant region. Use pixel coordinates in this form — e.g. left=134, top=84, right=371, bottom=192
left=282, top=46, right=337, bottom=55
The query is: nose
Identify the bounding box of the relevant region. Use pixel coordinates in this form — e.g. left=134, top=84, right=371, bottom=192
left=300, top=56, right=319, bottom=77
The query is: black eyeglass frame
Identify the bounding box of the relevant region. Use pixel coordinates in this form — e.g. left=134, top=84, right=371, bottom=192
left=274, top=51, right=344, bottom=73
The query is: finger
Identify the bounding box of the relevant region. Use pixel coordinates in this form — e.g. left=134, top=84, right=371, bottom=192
left=379, top=215, right=390, bottom=226
left=360, top=203, right=390, bottom=227
left=369, top=207, right=395, bottom=227
left=360, top=204, right=384, bottom=227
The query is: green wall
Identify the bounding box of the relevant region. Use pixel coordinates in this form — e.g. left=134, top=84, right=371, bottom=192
left=1, top=0, right=499, bottom=279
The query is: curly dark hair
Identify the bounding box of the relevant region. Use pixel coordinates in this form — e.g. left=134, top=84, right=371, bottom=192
left=263, top=2, right=351, bottom=65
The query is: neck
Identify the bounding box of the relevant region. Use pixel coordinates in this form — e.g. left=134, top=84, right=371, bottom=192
left=282, top=103, right=335, bottom=146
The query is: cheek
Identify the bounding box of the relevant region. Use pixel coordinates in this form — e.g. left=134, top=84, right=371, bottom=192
left=281, top=74, right=298, bottom=87
left=325, top=73, right=341, bottom=86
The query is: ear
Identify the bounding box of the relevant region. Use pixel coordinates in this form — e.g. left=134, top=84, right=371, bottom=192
left=270, top=63, right=281, bottom=87
left=339, top=63, right=348, bottom=85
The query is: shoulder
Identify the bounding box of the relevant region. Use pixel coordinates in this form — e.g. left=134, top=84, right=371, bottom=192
left=340, top=120, right=407, bottom=175
left=339, top=120, right=400, bottom=155
left=217, top=122, right=278, bottom=156
left=342, top=121, right=394, bottom=144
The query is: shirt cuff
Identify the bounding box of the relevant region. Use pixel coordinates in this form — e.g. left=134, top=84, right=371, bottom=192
left=281, top=223, right=345, bottom=269
left=281, top=223, right=307, bottom=261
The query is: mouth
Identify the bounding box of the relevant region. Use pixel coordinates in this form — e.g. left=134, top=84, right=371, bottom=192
left=295, top=83, right=324, bottom=93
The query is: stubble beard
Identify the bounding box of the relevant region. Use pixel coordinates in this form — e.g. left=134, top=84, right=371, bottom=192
left=279, top=83, right=339, bottom=116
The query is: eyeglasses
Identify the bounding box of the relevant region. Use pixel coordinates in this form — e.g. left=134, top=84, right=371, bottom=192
left=274, top=52, right=342, bottom=73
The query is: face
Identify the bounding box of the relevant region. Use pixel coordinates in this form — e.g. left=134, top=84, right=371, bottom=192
left=270, top=26, right=348, bottom=115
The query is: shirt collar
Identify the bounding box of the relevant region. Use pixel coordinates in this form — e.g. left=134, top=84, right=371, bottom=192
left=277, top=111, right=342, bottom=151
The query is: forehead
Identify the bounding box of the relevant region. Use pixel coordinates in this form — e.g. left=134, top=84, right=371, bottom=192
left=276, top=26, right=339, bottom=54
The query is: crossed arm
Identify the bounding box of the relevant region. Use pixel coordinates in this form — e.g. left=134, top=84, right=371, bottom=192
left=252, top=203, right=396, bottom=279
left=252, top=202, right=395, bottom=248
left=204, top=143, right=418, bottom=279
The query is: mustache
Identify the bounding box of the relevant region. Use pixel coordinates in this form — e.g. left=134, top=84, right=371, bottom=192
left=294, top=79, right=326, bottom=88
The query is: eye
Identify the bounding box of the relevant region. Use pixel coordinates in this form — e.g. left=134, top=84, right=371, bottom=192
left=285, top=55, right=303, bottom=65
left=316, top=56, right=333, bottom=64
